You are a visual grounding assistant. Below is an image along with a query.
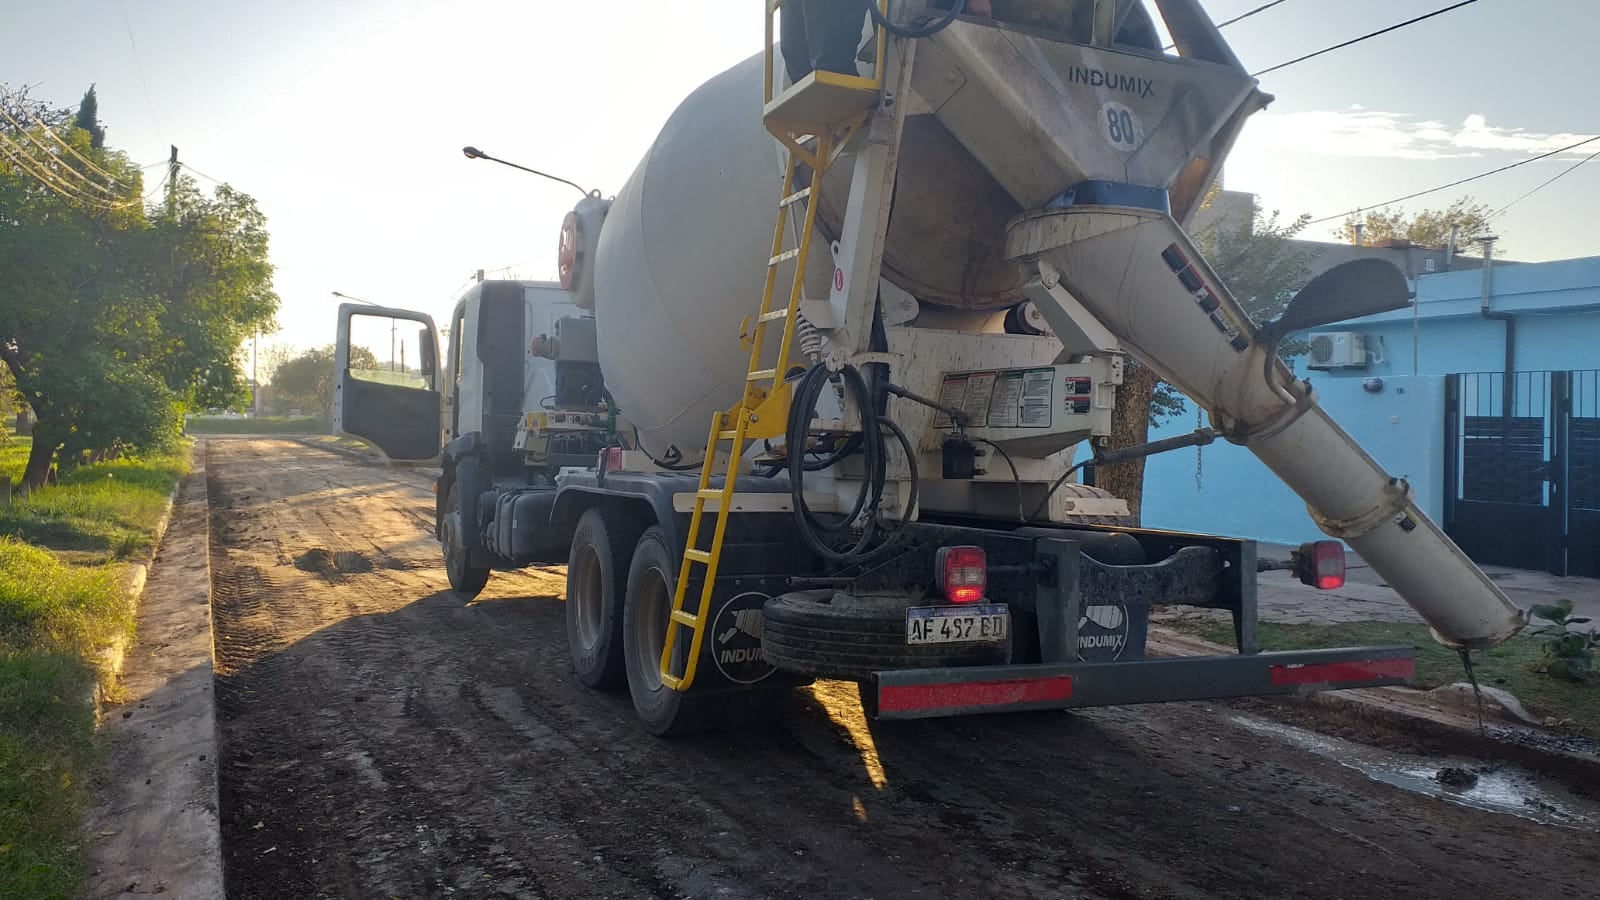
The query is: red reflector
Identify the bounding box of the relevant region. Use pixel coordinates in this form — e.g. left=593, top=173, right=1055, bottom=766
left=936, top=545, right=987, bottom=604
left=878, top=676, right=1075, bottom=714
left=1269, top=657, right=1414, bottom=686
left=600, top=447, right=623, bottom=472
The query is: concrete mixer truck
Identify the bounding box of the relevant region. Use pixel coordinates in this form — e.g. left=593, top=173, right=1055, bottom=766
left=333, top=0, right=1525, bottom=736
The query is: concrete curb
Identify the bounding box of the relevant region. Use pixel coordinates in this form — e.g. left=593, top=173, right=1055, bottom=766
left=293, top=435, right=437, bottom=469
left=85, top=441, right=225, bottom=900
left=294, top=435, right=379, bottom=463
left=90, top=485, right=178, bottom=716
left=1147, top=625, right=1600, bottom=780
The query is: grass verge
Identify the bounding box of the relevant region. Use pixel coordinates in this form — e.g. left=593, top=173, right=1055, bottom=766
left=1166, top=617, right=1600, bottom=739
left=0, top=435, right=188, bottom=898
left=185, top=415, right=328, bottom=435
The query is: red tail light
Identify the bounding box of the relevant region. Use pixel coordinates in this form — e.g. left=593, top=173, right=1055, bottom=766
left=1295, top=540, right=1345, bottom=590
left=935, top=546, right=987, bottom=604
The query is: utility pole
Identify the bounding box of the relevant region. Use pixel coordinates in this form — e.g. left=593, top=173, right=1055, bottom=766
left=252, top=331, right=259, bottom=417
left=167, top=145, right=179, bottom=212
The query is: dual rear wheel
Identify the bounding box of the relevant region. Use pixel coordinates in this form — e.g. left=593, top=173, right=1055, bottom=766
left=565, top=508, right=786, bottom=736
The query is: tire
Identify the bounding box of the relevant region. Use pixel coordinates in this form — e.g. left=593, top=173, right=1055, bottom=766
left=565, top=508, right=635, bottom=690
left=622, top=528, right=788, bottom=736
left=762, top=593, right=1010, bottom=681
left=442, top=482, right=490, bottom=598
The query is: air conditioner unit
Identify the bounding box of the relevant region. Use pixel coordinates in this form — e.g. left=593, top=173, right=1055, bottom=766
left=1307, top=332, right=1368, bottom=370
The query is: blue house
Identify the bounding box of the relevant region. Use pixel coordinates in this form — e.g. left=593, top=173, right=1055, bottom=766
left=1138, top=254, right=1600, bottom=578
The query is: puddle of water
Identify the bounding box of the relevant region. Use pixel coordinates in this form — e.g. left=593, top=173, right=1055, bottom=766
left=1230, top=714, right=1599, bottom=829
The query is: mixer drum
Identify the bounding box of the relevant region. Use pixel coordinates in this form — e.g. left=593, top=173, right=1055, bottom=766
left=591, top=1, right=1164, bottom=457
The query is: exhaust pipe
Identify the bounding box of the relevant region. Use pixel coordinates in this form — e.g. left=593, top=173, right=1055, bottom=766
left=1009, top=205, right=1525, bottom=650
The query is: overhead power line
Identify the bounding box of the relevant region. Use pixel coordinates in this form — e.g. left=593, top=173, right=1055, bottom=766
left=1303, top=132, right=1600, bottom=227
left=1162, top=0, right=1293, bottom=50
left=0, top=133, right=130, bottom=210
left=0, top=82, right=122, bottom=187
left=1252, top=0, right=1481, bottom=77
left=180, top=161, right=226, bottom=185
left=1217, top=0, right=1294, bottom=30
left=118, top=0, right=165, bottom=141
left=1490, top=148, right=1600, bottom=220
left=0, top=105, right=121, bottom=199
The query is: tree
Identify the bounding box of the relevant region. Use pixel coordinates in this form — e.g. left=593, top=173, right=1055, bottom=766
left=270, top=345, right=378, bottom=420
left=1094, top=198, right=1319, bottom=522
left=1339, top=196, right=1494, bottom=250
left=74, top=85, right=106, bottom=149
left=0, top=82, right=278, bottom=485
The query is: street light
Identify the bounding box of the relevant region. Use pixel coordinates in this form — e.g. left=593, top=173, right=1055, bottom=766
left=332, top=290, right=395, bottom=372
left=461, top=145, right=594, bottom=197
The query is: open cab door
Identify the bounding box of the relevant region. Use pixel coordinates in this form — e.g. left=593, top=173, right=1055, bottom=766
left=334, top=304, right=443, bottom=463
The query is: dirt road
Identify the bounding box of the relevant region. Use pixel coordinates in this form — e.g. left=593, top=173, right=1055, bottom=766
left=207, top=438, right=1598, bottom=900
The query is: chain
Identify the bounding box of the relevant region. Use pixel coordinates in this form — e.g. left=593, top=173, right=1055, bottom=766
left=1194, top=405, right=1204, bottom=491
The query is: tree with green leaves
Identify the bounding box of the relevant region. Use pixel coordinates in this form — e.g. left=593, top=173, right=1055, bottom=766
left=1339, top=196, right=1494, bottom=250
left=0, top=82, right=278, bottom=484
left=73, top=85, right=106, bottom=149
left=270, top=345, right=378, bottom=420
left=1094, top=198, right=1319, bottom=522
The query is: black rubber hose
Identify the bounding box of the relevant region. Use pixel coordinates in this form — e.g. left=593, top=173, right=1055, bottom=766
left=789, top=364, right=886, bottom=562
left=877, top=416, right=919, bottom=530
left=1027, top=460, right=1091, bottom=523
left=861, top=0, right=965, bottom=39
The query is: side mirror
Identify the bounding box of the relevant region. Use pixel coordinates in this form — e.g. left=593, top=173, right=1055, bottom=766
left=1256, top=258, right=1411, bottom=362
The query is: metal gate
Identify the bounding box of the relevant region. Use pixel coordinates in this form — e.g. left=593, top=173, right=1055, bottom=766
left=1445, top=371, right=1600, bottom=577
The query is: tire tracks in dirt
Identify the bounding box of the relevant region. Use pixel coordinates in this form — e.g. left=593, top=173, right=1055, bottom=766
left=205, top=437, right=1600, bottom=900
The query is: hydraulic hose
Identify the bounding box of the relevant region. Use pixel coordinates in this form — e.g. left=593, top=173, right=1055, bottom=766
left=861, top=0, right=964, bottom=39
left=788, top=363, right=895, bottom=563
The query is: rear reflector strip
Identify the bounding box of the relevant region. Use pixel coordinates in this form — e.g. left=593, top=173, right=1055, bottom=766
left=877, top=675, right=1075, bottom=714
left=1269, top=657, right=1415, bottom=686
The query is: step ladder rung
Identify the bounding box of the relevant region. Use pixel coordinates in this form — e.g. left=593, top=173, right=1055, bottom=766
left=747, top=368, right=778, bottom=382
left=695, top=488, right=725, bottom=501
left=779, top=187, right=812, bottom=208
left=769, top=248, right=801, bottom=266
left=682, top=549, right=712, bottom=565
left=717, top=429, right=742, bottom=441
left=758, top=308, right=790, bottom=323
left=671, top=610, right=701, bottom=628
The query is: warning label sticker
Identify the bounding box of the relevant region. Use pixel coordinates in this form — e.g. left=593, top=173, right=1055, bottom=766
left=1020, top=369, right=1053, bottom=428
left=937, top=367, right=1055, bottom=430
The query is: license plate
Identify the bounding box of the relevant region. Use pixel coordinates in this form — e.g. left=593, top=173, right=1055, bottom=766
left=905, top=604, right=1010, bottom=645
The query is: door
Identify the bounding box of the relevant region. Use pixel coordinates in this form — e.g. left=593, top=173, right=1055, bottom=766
left=1564, top=370, right=1600, bottom=577
left=1444, top=371, right=1562, bottom=574
left=334, top=303, right=443, bottom=462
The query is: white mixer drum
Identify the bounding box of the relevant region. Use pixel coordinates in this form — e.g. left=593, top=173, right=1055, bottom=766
left=593, top=2, right=1164, bottom=458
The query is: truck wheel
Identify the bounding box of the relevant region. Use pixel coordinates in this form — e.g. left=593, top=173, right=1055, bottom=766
left=762, top=593, right=1010, bottom=681
left=623, top=527, right=723, bottom=735
left=565, top=508, right=634, bottom=690
left=442, top=482, right=490, bottom=598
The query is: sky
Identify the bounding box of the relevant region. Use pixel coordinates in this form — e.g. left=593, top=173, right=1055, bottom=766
left=5, top=0, right=1597, bottom=368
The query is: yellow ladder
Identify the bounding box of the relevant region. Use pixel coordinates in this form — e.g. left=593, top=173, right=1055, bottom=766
left=658, top=1, right=887, bottom=691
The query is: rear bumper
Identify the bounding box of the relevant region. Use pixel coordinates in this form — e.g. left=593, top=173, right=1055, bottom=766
left=861, top=645, right=1415, bottom=720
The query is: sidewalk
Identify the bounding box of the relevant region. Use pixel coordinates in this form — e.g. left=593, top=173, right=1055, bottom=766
left=1155, top=543, right=1600, bottom=634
